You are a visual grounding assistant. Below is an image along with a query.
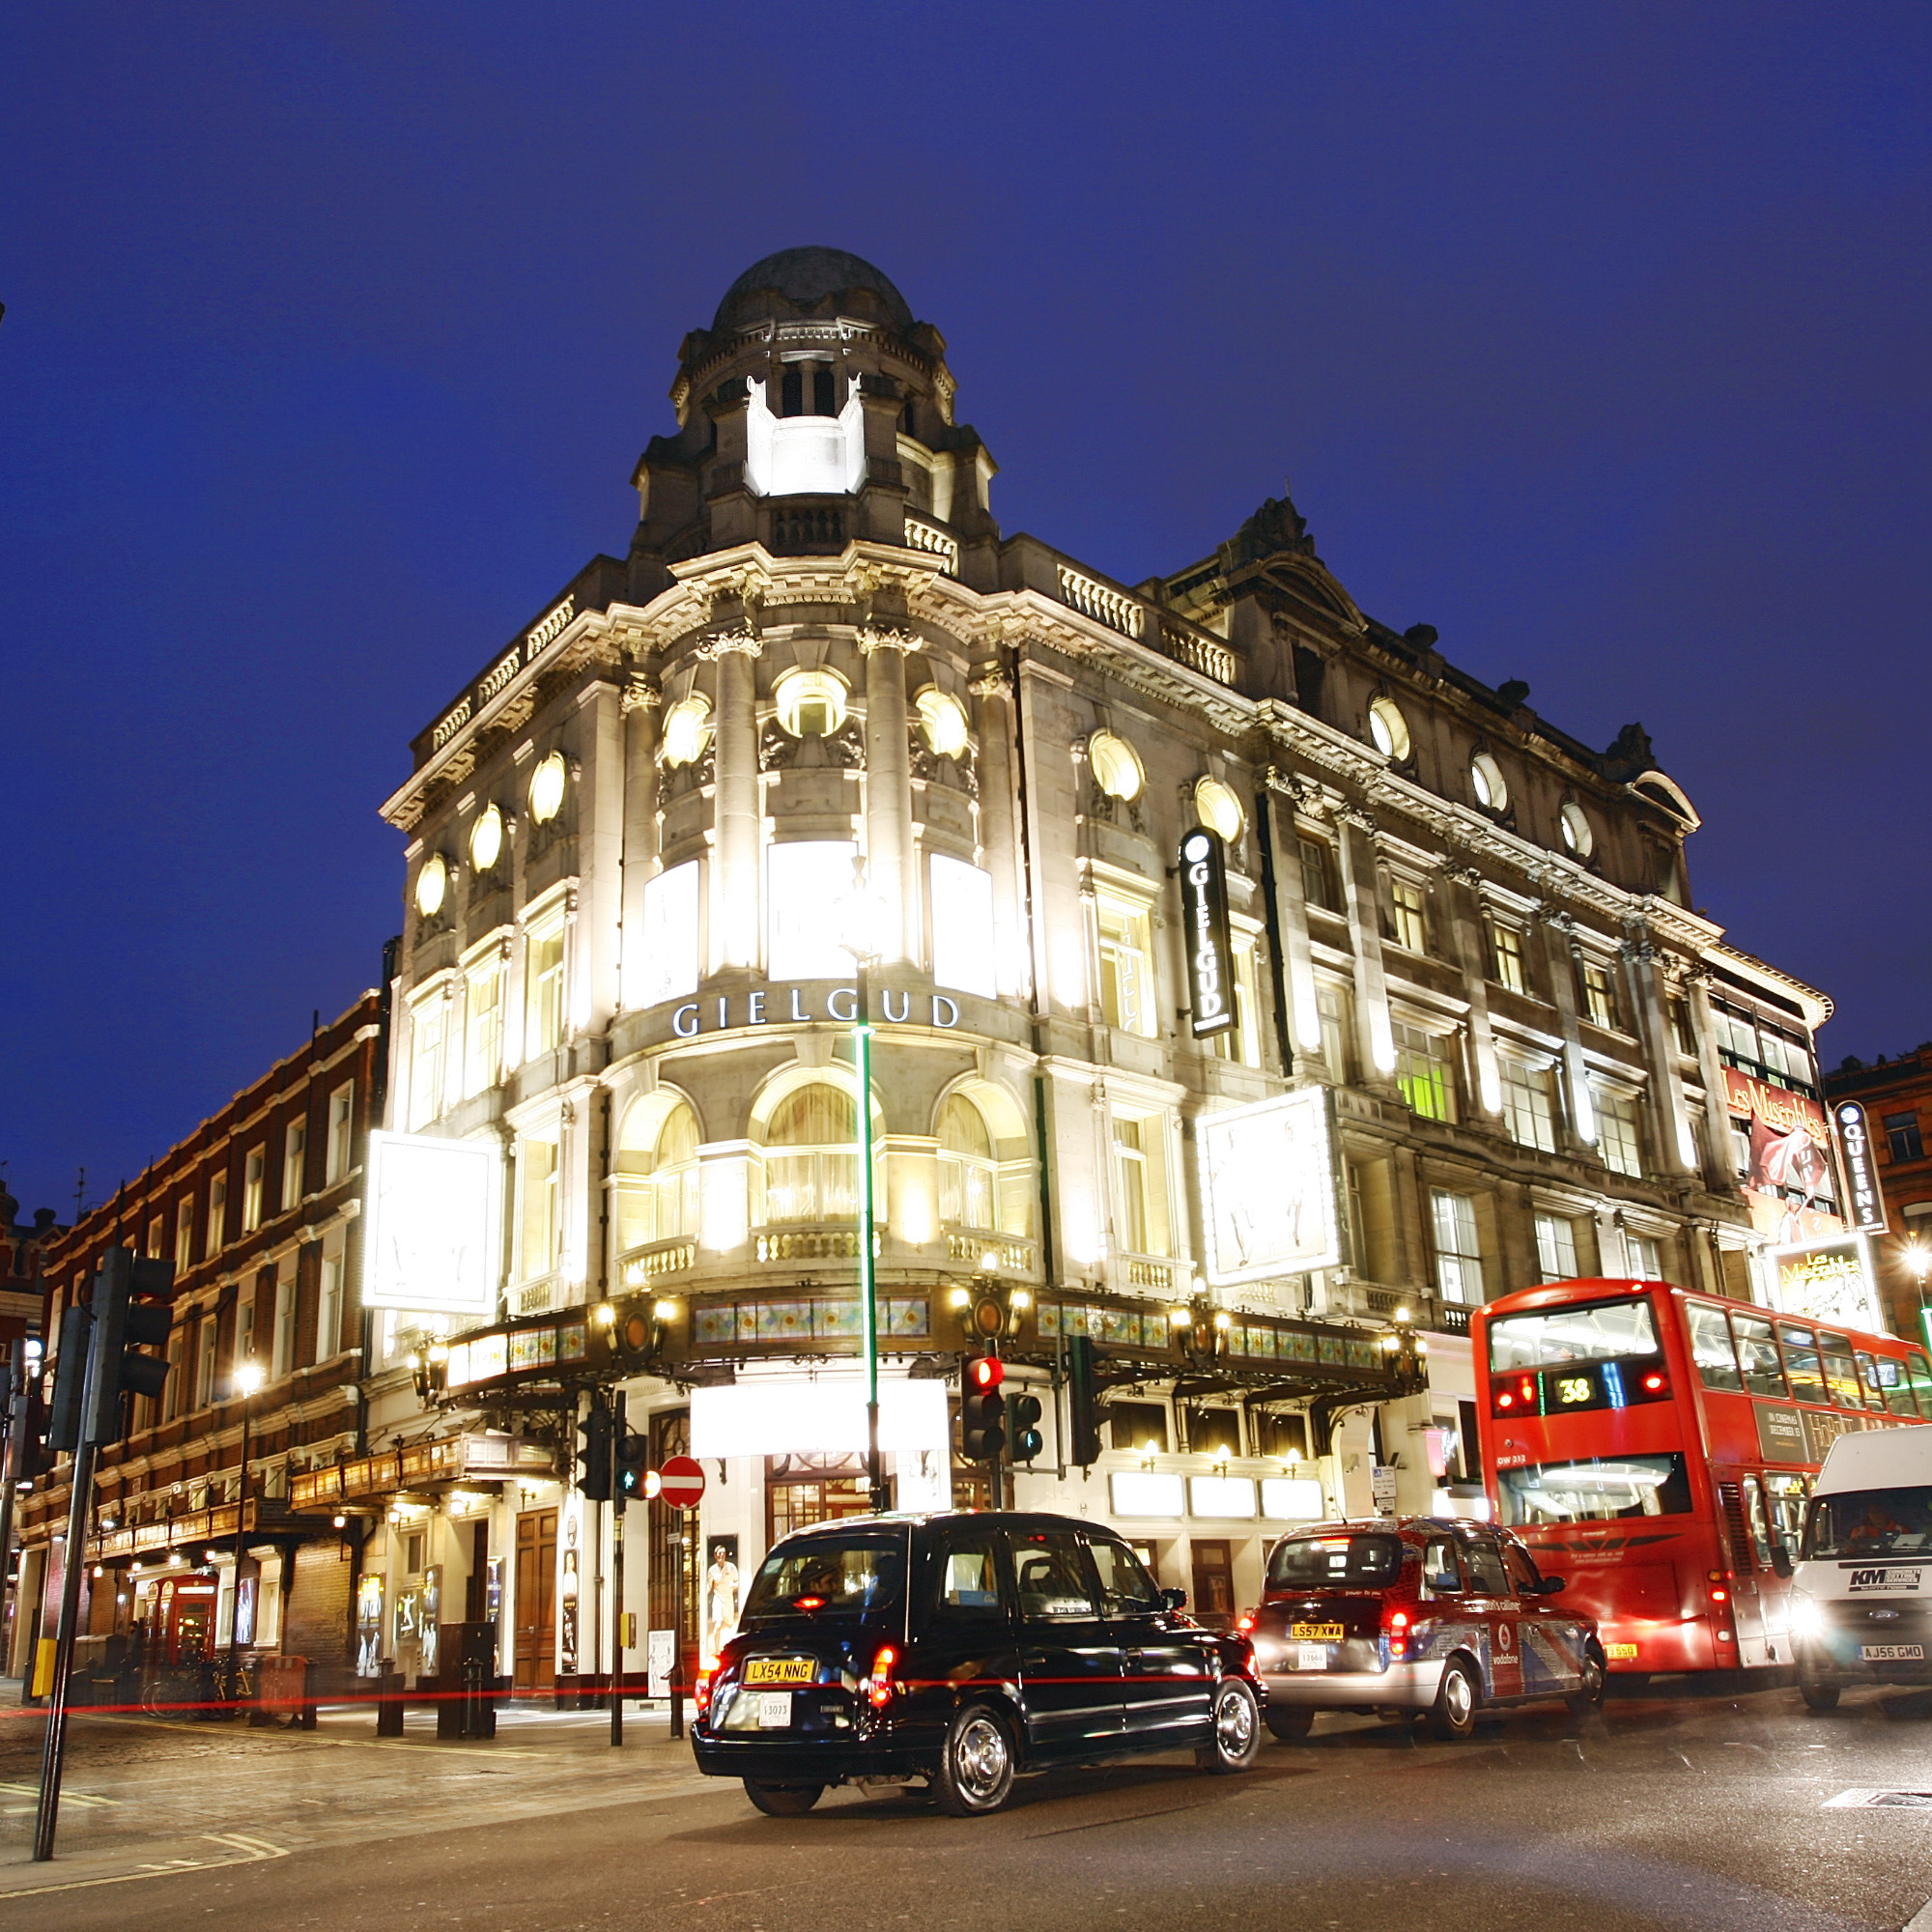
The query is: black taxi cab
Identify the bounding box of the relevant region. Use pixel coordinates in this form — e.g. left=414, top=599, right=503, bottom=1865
left=1244, top=1517, right=1606, bottom=1741
left=691, top=1511, right=1264, bottom=1815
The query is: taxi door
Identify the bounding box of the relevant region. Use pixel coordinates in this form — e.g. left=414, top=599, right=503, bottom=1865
left=1009, top=1527, right=1125, bottom=1760
left=1503, top=1539, right=1584, bottom=1694
left=1463, top=1532, right=1524, bottom=1699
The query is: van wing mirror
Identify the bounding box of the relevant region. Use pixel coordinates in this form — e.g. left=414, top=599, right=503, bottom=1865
left=1537, top=1576, right=1566, bottom=1596
left=1770, top=1546, right=1793, bottom=1580
left=1160, top=1587, right=1188, bottom=1611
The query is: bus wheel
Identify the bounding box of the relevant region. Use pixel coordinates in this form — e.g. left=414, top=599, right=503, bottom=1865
left=1430, top=1659, right=1481, bottom=1742
left=1799, top=1676, right=1840, bottom=1713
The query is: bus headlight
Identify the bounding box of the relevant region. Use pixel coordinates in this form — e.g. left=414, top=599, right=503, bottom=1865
left=1788, top=1589, right=1823, bottom=1639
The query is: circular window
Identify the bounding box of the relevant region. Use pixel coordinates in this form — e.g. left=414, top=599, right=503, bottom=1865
left=774, top=667, right=849, bottom=738
left=1560, top=801, right=1595, bottom=859
left=528, top=752, right=568, bottom=825
left=661, top=695, right=713, bottom=769
left=1470, top=753, right=1508, bottom=813
left=413, top=852, right=448, bottom=919
left=1367, top=696, right=1411, bottom=762
left=1088, top=730, right=1144, bottom=802
left=1194, top=776, right=1244, bottom=842
left=915, top=687, right=970, bottom=759
left=469, top=804, right=503, bottom=872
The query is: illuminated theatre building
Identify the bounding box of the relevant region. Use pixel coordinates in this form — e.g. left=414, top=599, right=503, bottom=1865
left=355, top=249, right=1839, bottom=1687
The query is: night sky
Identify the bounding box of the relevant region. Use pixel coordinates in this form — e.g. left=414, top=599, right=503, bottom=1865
left=3, top=5, right=1927, bottom=1222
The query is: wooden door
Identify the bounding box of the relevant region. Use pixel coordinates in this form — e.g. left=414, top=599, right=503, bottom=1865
left=514, top=1508, right=557, bottom=1691
left=1189, top=1539, right=1235, bottom=1628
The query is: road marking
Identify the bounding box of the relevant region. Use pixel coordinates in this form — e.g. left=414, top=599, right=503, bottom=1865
left=1904, top=1897, right=1932, bottom=1932
left=1823, top=1788, right=1932, bottom=1809
left=0, top=1833, right=287, bottom=1899
left=0, top=1782, right=117, bottom=1807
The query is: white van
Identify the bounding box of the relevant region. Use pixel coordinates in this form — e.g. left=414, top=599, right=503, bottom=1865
left=1790, top=1429, right=1932, bottom=1709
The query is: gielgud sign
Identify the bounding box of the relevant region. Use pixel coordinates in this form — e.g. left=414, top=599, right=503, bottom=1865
left=1179, top=829, right=1236, bottom=1039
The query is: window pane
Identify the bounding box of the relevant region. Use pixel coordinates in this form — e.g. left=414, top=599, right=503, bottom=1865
left=930, top=856, right=995, bottom=998
left=1010, top=1530, right=1097, bottom=1620
left=641, top=862, right=700, bottom=1007
left=1686, top=1302, right=1744, bottom=1392
left=1487, top=1295, right=1659, bottom=1371
left=766, top=840, right=859, bottom=980
left=1497, top=1454, right=1693, bottom=1524
left=1729, top=1312, right=1788, bottom=1399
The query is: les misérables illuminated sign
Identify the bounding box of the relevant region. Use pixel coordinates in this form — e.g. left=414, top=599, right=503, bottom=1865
left=1179, top=829, right=1235, bottom=1039
left=1833, top=1099, right=1889, bottom=1235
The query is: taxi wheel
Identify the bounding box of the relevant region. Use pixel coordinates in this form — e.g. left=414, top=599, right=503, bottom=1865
left=1565, top=1647, right=1607, bottom=1719
left=1196, top=1678, right=1263, bottom=1774
left=743, top=1780, right=824, bottom=1816
left=1430, top=1658, right=1481, bottom=1742
left=934, top=1703, right=1016, bottom=1816
left=1264, top=1704, right=1314, bottom=1744
left=1799, top=1677, right=1841, bottom=1712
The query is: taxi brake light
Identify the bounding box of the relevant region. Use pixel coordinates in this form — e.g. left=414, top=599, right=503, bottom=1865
left=1236, top=1611, right=1256, bottom=1634
left=795, top=1595, right=826, bottom=1611
left=1383, top=1604, right=1410, bottom=1662
left=866, top=1644, right=899, bottom=1708
left=695, top=1667, right=714, bottom=1714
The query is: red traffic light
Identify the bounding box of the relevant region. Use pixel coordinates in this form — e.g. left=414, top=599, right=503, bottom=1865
left=966, top=1355, right=1005, bottom=1393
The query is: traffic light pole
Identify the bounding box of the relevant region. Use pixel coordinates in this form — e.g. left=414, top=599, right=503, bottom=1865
left=610, top=1389, right=624, bottom=1748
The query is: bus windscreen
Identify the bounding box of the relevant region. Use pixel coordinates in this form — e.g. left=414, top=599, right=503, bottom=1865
left=1497, top=1453, right=1692, bottom=1524
left=1488, top=1295, right=1660, bottom=1373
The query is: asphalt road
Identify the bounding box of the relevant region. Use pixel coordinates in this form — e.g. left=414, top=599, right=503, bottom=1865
left=2, top=1680, right=1929, bottom=1932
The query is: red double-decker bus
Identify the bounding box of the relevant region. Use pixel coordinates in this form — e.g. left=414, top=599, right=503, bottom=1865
left=1473, top=1279, right=1932, bottom=1676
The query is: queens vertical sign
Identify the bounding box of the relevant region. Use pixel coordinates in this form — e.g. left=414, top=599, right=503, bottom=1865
left=1179, top=829, right=1236, bottom=1038
left=1833, top=1099, right=1889, bottom=1235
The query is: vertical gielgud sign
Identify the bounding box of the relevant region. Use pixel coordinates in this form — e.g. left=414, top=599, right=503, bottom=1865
left=1179, top=829, right=1236, bottom=1038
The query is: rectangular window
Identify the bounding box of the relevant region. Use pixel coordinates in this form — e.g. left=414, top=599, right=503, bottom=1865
left=1580, top=960, right=1619, bottom=1030
left=164, top=1328, right=186, bottom=1421
left=1499, top=1060, right=1556, bottom=1152
left=242, top=1149, right=266, bottom=1234
left=1111, top=1114, right=1170, bottom=1256
left=282, top=1118, right=307, bottom=1212
left=1209, top=942, right=1263, bottom=1068
left=526, top=923, right=566, bottom=1060
left=1491, top=923, right=1527, bottom=995
left=1431, top=1190, right=1484, bottom=1305
left=208, top=1174, right=228, bottom=1253
left=236, top=1285, right=257, bottom=1375
left=1392, top=1021, right=1457, bottom=1122
left=271, top=1258, right=298, bottom=1380
left=174, top=1199, right=195, bottom=1273
left=519, top=1134, right=560, bottom=1282
left=1385, top=877, right=1428, bottom=953
left=1596, top=1087, right=1644, bottom=1178
left=1670, top=999, right=1698, bottom=1057
left=765, top=839, right=859, bottom=980
left=641, top=860, right=700, bottom=1008
left=195, top=1318, right=217, bottom=1411
left=326, top=1081, right=354, bottom=1183
left=464, top=958, right=502, bottom=1098
left=1629, top=1233, right=1663, bottom=1280
left=1298, top=838, right=1338, bottom=914
left=930, top=855, right=996, bottom=998
left=146, top=1216, right=164, bottom=1261
left=1534, top=1211, right=1579, bottom=1283
left=318, top=1227, right=345, bottom=1361
left=1886, top=1112, right=1925, bottom=1164
left=1096, top=895, right=1156, bottom=1037
left=1317, top=980, right=1351, bottom=1082
left=410, top=990, right=448, bottom=1130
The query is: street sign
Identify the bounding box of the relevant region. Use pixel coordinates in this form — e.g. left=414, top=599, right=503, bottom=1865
left=659, top=1455, right=705, bottom=1509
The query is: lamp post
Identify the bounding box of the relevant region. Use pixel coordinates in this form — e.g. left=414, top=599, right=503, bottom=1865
left=227, top=1360, right=264, bottom=1712
left=838, top=862, right=892, bottom=1514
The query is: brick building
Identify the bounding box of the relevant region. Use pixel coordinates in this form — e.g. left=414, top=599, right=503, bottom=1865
left=8, top=992, right=385, bottom=1683
left=1826, top=1045, right=1932, bottom=1340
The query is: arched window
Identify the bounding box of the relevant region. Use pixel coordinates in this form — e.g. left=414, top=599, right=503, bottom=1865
left=762, top=1084, right=862, bottom=1225
left=615, top=1101, right=701, bottom=1252
left=938, top=1094, right=997, bottom=1232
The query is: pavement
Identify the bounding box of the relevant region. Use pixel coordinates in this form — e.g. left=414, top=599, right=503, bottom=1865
left=0, top=1675, right=1929, bottom=1930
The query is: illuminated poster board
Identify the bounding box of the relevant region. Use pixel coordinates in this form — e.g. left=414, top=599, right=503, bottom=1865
left=360, top=1130, right=501, bottom=1316
left=1770, top=1235, right=1884, bottom=1334
left=1723, top=1068, right=1844, bottom=1245
left=1198, top=1089, right=1343, bottom=1286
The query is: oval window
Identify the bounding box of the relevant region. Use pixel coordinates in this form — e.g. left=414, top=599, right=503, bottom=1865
left=1088, top=730, right=1144, bottom=802
left=660, top=696, right=713, bottom=770
left=1194, top=776, right=1244, bottom=842
left=413, top=852, right=448, bottom=919
left=1470, top=753, right=1508, bottom=813
left=1368, top=696, right=1411, bottom=762
left=1560, top=801, right=1595, bottom=859
left=916, top=687, right=970, bottom=759
left=528, top=752, right=568, bottom=825
left=774, top=667, right=849, bottom=738
left=469, top=803, right=504, bottom=872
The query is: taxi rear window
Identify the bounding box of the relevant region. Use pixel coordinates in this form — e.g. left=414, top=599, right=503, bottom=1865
left=1267, top=1533, right=1404, bottom=1590
left=741, top=1532, right=907, bottom=1622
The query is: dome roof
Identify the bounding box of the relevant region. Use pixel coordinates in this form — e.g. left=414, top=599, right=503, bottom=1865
left=712, top=247, right=915, bottom=333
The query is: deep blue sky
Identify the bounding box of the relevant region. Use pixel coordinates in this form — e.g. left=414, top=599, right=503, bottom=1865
left=3, top=4, right=1928, bottom=1219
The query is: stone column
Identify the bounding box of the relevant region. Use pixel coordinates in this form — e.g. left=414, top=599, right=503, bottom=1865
left=1538, top=910, right=1597, bottom=1156
left=862, top=629, right=918, bottom=966
left=1333, top=808, right=1397, bottom=1086
left=617, top=673, right=660, bottom=1015
left=1622, top=936, right=1696, bottom=1179
left=1261, top=775, right=1325, bottom=1075
left=710, top=638, right=762, bottom=973
left=1686, top=973, right=1739, bottom=1192
left=1443, top=869, right=1504, bottom=1119
left=969, top=662, right=1028, bottom=1000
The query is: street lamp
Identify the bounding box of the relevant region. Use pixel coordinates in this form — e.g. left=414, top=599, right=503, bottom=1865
left=837, top=859, right=894, bottom=1514
left=226, top=1359, right=265, bottom=1712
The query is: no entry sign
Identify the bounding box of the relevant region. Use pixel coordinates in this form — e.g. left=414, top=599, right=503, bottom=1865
left=659, top=1455, right=706, bottom=1509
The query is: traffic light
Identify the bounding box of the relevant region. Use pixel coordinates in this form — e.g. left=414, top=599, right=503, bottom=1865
left=614, top=1427, right=648, bottom=1506
left=1008, top=1390, right=1044, bottom=1463
left=85, top=1250, right=175, bottom=1446
left=1066, top=1334, right=1101, bottom=1467
left=576, top=1402, right=612, bottom=1500
left=961, top=1354, right=1006, bottom=1463
left=43, top=1304, right=91, bottom=1454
